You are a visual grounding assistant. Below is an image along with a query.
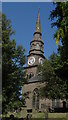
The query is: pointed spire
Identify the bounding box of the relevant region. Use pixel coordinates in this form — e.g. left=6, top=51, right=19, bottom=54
left=34, top=8, right=42, bottom=35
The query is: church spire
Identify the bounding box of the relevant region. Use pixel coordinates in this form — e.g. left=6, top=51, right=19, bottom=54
left=34, top=9, right=42, bottom=35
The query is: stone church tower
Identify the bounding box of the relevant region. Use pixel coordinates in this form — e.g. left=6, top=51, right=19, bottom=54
left=25, top=9, right=45, bottom=79
left=23, top=10, right=46, bottom=110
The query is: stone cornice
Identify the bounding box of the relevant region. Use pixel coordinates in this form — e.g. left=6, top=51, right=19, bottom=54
left=29, top=49, right=44, bottom=54
left=30, top=39, right=44, bottom=45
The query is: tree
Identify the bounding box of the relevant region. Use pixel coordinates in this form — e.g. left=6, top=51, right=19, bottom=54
left=49, top=2, right=68, bottom=66
left=49, top=2, right=68, bottom=98
left=37, top=54, right=67, bottom=99
left=2, top=14, right=26, bottom=114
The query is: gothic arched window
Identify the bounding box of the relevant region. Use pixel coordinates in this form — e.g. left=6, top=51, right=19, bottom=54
left=32, top=88, right=39, bottom=111
left=36, top=93, right=39, bottom=111
left=33, top=92, right=35, bottom=108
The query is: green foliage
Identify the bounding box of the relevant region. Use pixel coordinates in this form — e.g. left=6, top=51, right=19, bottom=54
left=49, top=2, right=68, bottom=62
left=38, top=53, right=67, bottom=99
left=2, top=14, right=26, bottom=114
left=49, top=2, right=68, bottom=98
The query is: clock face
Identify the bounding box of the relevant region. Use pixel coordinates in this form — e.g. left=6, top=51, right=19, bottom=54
left=39, top=58, right=43, bottom=64
left=28, top=57, right=35, bottom=65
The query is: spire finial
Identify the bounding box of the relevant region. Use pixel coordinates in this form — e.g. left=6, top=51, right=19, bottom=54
left=34, top=9, right=41, bottom=35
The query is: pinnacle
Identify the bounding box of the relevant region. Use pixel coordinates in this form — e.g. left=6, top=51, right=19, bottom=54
left=34, top=9, right=41, bottom=35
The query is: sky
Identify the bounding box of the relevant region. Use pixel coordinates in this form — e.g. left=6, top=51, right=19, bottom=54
left=2, top=2, right=57, bottom=60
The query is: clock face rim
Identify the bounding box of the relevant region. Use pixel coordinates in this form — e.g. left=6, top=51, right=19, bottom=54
left=39, top=57, right=43, bottom=64
left=28, top=56, right=35, bottom=65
